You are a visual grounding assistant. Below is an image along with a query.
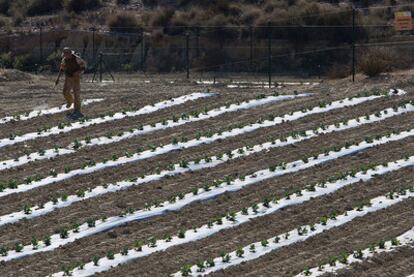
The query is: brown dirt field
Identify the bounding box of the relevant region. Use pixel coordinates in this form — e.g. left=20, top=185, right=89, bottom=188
left=0, top=101, right=412, bottom=225
left=0, top=91, right=411, bottom=217
left=332, top=246, right=414, bottom=277
left=0, top=135, right=413, bottom=276
left=0, top=90, right=253, bottom=159
left=95, top=169, right=414, bottom=277
left=206, top=200, right=414, bottom=277
left=1, top=74, right=414, bottom=277
left=0, top=77, right=406, bottom=160
left=0, top=91, right=317, bottom=173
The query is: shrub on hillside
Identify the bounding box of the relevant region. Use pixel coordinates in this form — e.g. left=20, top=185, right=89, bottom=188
left=0, top=52, right=13, bottom=68
left=150, top=8, right=175, bottom=27
left=358, top=47, right=394, bottom=77
left=107, top=14, right=142, bottom=33
left=64, top=0, right=100, bottom=13
left=0, top=0, right=10, bottom=15
left=326, top=63, right=350, bottom=79
left=26, top=0, right=63, bottom=16
left=13, top=54, right=32, bottom=71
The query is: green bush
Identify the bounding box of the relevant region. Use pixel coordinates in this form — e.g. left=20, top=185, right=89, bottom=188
left=0, top=52, right=13, bottom=68
left=26, top=0, right=62, bottom=16
left=107, top=14, right=141, bottom=33
left=12, top=54, right=32, bottom=71
left=121, top=63, right=133, bottom=72
left=0, top=0, right=10, bottom=15
left=64, top=0, right=100, bottom=13
left=359, top=47, right=394, bottom=77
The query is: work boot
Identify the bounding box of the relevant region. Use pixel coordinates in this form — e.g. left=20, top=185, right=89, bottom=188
left=68, top=111, right=84, bottom=120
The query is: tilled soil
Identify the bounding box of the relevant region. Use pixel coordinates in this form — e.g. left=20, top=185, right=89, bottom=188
left=0, top=89, right=255, bottom=159
left=0, top=106, right=412, bottom=239
left=331, top=246, right=414, bottom=277
left=1, top=138, right=413, bottom=276
left=0, top=106, right=413, bottom=236
left=1, top=75, right=414, bottom=277
left=0, top=91, right=318, bottom=177
left=206, top=200, right=414, bottom=277
left=94, top=172, right=414, bottom=277
left=1, top=92, right=412, bottom=217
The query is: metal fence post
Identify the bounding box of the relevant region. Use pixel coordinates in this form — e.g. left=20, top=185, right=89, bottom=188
left=99, top=52, right=103, bottom=82
left=92, top=27, right=96, bottom=61
left=39, top=27, right=43, bottom=65
left=186, top=32, right=190, bottom=79
left=196, top=26, right=200, bottom=57
left=141, top=29, right=145, bottom=72
left=352, top=7, right=356, bottom=82
left=268, top=22, right=272, bottom=89
left=250, top=25, right=253, bottom=69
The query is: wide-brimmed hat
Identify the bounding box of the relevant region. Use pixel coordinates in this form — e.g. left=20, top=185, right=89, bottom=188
left=62, top=47, right=75, bottom=56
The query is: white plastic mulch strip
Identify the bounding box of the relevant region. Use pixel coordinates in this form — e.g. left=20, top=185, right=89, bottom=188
left=0, top=98, right=104, bottom=125
left=195, top=80, right=320, bottom=86
left=71, top=93, right=309, bottom=148
left=295, top=229, right=414, bottom=276
left=172, top=192, right=414, bottom=277
left=0, top=94, right=307, bottom=196
left=0, top=93, right=306, bottom=171
left=0, top=91, right=399, bottom=197
left=2, top=102, right=413, bottom=226
left=0, top=92, right=214, bottom=149
left=50, top=189, right=414, bottom=277
left=4, top=130, right=414, bottom=263
left=0, top=148, right=74, bottom=171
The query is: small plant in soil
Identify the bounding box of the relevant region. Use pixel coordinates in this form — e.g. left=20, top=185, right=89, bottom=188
left=391, top=238, right=400, bottom=246
left=87, top=218, right=96, bottom=228
left=92, top=256, right=100, bottom=266
left=221, top=253, right=230, bottom=263
left=164, top=234, right=172, bottom=242
left=60, top=228, right=69, bottom=239
left=180, top=264, right=192, bottom=276
left=236, top=247, right=244, bottom=257
left=23, top=204, right=32, bottom=214
left=148, top=237, right=157, bottom=247
left=134, top=240, right=143, bottom=251
left=328, top=256, right=337, bottom=266
left=44, top=236, right=51, bottom=246
left=320, top=216, right=328, bottom=226
left=226, top=212, right=236, bottom=222
left=338, top=253, right=348, bottom=264
left=62, top=265, right=73, bottom=276
left=8, top=179, right=17, bottom=189
left=106, top=250, right=115, bottom=260
left=121, top=247, right=129, bottom=256
left=31, top=238, right=38, bottom=250
left=15, top=243, right=23, bottom=252
left=353, top=249, right=364, bottom=259
left=0, top=246, right=8, bottom=256
left=206, top=258, right=215, bottom=267
left=261, top=239, right=269, bottom=247
left=196, top=261, right=205, bottom=272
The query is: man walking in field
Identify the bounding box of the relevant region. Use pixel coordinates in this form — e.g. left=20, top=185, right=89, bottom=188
left=55, top=47, right=86, bottom=120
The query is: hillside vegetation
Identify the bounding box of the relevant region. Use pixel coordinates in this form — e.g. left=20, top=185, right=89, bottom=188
left=0, top=0, right=413, bottom=76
